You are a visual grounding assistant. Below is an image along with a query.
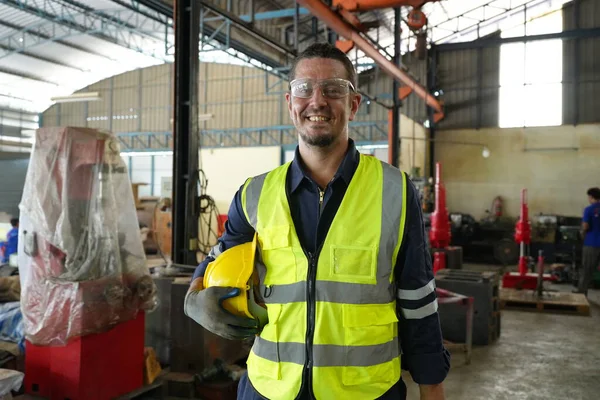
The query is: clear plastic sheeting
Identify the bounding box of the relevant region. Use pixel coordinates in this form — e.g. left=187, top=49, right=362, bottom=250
left=0, top=368, right=24, bottom=398
left=18, top=127, right=157, bottom=346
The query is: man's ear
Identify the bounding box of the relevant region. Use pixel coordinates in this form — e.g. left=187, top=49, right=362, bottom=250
left=348, top=93, right=362, bottom=121
left=285, top=92, right=292, bottom=113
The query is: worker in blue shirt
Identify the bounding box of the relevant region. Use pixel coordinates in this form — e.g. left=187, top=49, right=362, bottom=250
left=185, top=43, right=449, bottom=400
left=576, top=187, right=600, bottom=295
left=2, top=218, right=18, bottom=264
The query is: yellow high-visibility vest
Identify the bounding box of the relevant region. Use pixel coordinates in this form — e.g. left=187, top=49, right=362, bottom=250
left=241, top=154, right=407, bottom=400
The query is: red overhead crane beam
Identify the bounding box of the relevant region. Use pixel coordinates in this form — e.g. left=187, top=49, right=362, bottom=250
left=297, top=0, right=444, bottom=118
left=333, top=0, right=438, bottom=12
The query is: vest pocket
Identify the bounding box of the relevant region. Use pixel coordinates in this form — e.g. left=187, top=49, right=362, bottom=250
left=251, top=304, right=283, bottom=380
left=329, top=245, right=377, bottom=283
left=259, top=225, right=297, bottom=285
left=341, top=359, right=400, bottom=386
left=341, top=304, right=400, bottom=386
left=342, top=304, right=398, bottom=346
left=248, top=350, right=281, bottom=380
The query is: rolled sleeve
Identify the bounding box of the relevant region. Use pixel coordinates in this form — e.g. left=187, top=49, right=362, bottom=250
left=402, top=345, right=451, bottom=385
left=191, top=183, right=256, bottom=281
left=396, top=179, right=450, bottom=385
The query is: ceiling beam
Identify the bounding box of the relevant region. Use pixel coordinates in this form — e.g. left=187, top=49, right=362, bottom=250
left=436, top=27, right=600, bottom=51
left=137, top=0, right=289, bottom=70
left=0, top=107, right=38, bottom=119
left=0, top=66, right=60, bottom=85
left=0, top=20, right=115, bottom=61
left=0, top=0, right=170, bottom=61
left=59, top=0, right=165, bottom=30
left=199, top=0, right=295, bottom=57
left=0, top=44, right=86, bottom=71
left=109, top=0, right=170, bottom=24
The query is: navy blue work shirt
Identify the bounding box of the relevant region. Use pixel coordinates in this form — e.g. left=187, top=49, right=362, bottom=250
left=193, top=139, right=450, bottom=399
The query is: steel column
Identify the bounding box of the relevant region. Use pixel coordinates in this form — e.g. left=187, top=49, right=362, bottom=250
left=172, top=0, right=200, bottom=265
left=128, top=157, right=133, bottom=180
left=573, top=0, right=581, bottom=126
left=389, top=6, right=400, bottom=168
left=427, top=45, right=438, bottom=179
left=476, top=47, right=483, bottom=129
left=249, top=0, right=255, bottom=24
left=109, top=77, right=114, bottom=131
left=294, top=1, right=300, bottom=50
left=151, top=155, right=155, bottom=196
left=326, top=0, right=337, bottom=44
left=138, top=69, right=143, bottom=131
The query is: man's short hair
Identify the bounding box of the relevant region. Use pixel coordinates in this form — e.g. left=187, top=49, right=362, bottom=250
left=9, top=218, right=18, bottom=227
left=587, top=187, right=600, bottom=200
left=289, top=42, right=357, bottom=87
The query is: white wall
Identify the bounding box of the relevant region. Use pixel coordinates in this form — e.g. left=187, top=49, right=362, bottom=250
left=130, top=156, right=153, bottom=197
left=435, top=124, right=600, bottom=218
left=200, top=146, right=282, bottom=213
left=124, top=117, right=426, bottom=213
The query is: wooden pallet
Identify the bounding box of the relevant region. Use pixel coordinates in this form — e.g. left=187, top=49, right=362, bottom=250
left=499, top=288, right=590, bottom=316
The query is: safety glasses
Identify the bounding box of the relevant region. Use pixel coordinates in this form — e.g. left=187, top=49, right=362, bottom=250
left=289, top=78, right=356, bottom=99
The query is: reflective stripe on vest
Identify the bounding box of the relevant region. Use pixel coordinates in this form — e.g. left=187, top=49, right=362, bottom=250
left=242, top=155, right=407, bottom=400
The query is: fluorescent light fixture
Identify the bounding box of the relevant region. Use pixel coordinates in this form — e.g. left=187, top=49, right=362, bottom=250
left=198, top=113, right=213, bottom=122
left=0, top=117, right=38, bottom=129
left=120, top=151, right=173, bottom=157
left=50, top=92, right=101, bottom=103
left=0, top=144, right=30, bottom=153
left=0, top=135, right=33, bottom=144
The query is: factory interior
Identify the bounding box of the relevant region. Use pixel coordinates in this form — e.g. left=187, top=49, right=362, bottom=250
left=0, top=0, right=599, bottom=399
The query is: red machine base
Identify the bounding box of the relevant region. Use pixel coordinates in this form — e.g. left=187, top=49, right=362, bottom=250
left=502, top=272, right=556, bottom=290
left=25, top=312, right=145, bottom=400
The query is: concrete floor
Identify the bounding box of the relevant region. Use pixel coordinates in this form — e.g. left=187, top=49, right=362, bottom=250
left=405, top=275, right=600, bottom=400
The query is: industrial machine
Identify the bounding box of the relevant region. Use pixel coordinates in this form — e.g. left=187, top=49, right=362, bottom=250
left=502, top=189, right=556, bottom=290
left=426, top=163, right=465, bottom=272
left=18, top=127, right=158, bottom=400
left=453, top=214, right=517, bottom=265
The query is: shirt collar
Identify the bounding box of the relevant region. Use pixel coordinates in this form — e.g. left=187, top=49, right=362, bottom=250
left=289, top=138, right=360, bottom=193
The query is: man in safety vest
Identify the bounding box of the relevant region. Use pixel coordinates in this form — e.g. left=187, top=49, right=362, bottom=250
left=185, top=42, right=450, bottom=400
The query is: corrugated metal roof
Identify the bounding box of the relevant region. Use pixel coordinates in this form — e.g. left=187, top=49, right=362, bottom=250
left=0, top=0, right=172, bottom=128
left=0, top=0, right=573, bottom=136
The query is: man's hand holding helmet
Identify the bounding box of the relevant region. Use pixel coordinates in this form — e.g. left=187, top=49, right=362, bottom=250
left=184, top=277, right=259, bottom=341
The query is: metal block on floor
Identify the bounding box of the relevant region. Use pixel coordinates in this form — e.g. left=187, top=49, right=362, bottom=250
left=436, top=269, right=500, bottom=345
left=444, top=246, right=463, bottom=269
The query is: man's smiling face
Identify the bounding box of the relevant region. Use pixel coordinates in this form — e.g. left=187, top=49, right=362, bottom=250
left=286, top=57, right=361, bottom=148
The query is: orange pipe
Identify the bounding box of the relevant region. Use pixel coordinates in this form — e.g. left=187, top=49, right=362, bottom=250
left=297, top=0, right=443, bottom=115
left=333, top=0, right=435, bottom=12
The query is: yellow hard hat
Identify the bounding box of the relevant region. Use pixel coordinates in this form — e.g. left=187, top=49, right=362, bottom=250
left=203, top=234, right=267, bottom=327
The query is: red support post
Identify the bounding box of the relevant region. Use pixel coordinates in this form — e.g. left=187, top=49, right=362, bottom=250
left=514, top=189, right=531, bottom=275
left=429, top=162, right=451, bottom=249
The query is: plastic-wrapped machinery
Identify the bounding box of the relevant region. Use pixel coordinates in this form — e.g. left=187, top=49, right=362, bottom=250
left=18, top=127, right=157, bottom=346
